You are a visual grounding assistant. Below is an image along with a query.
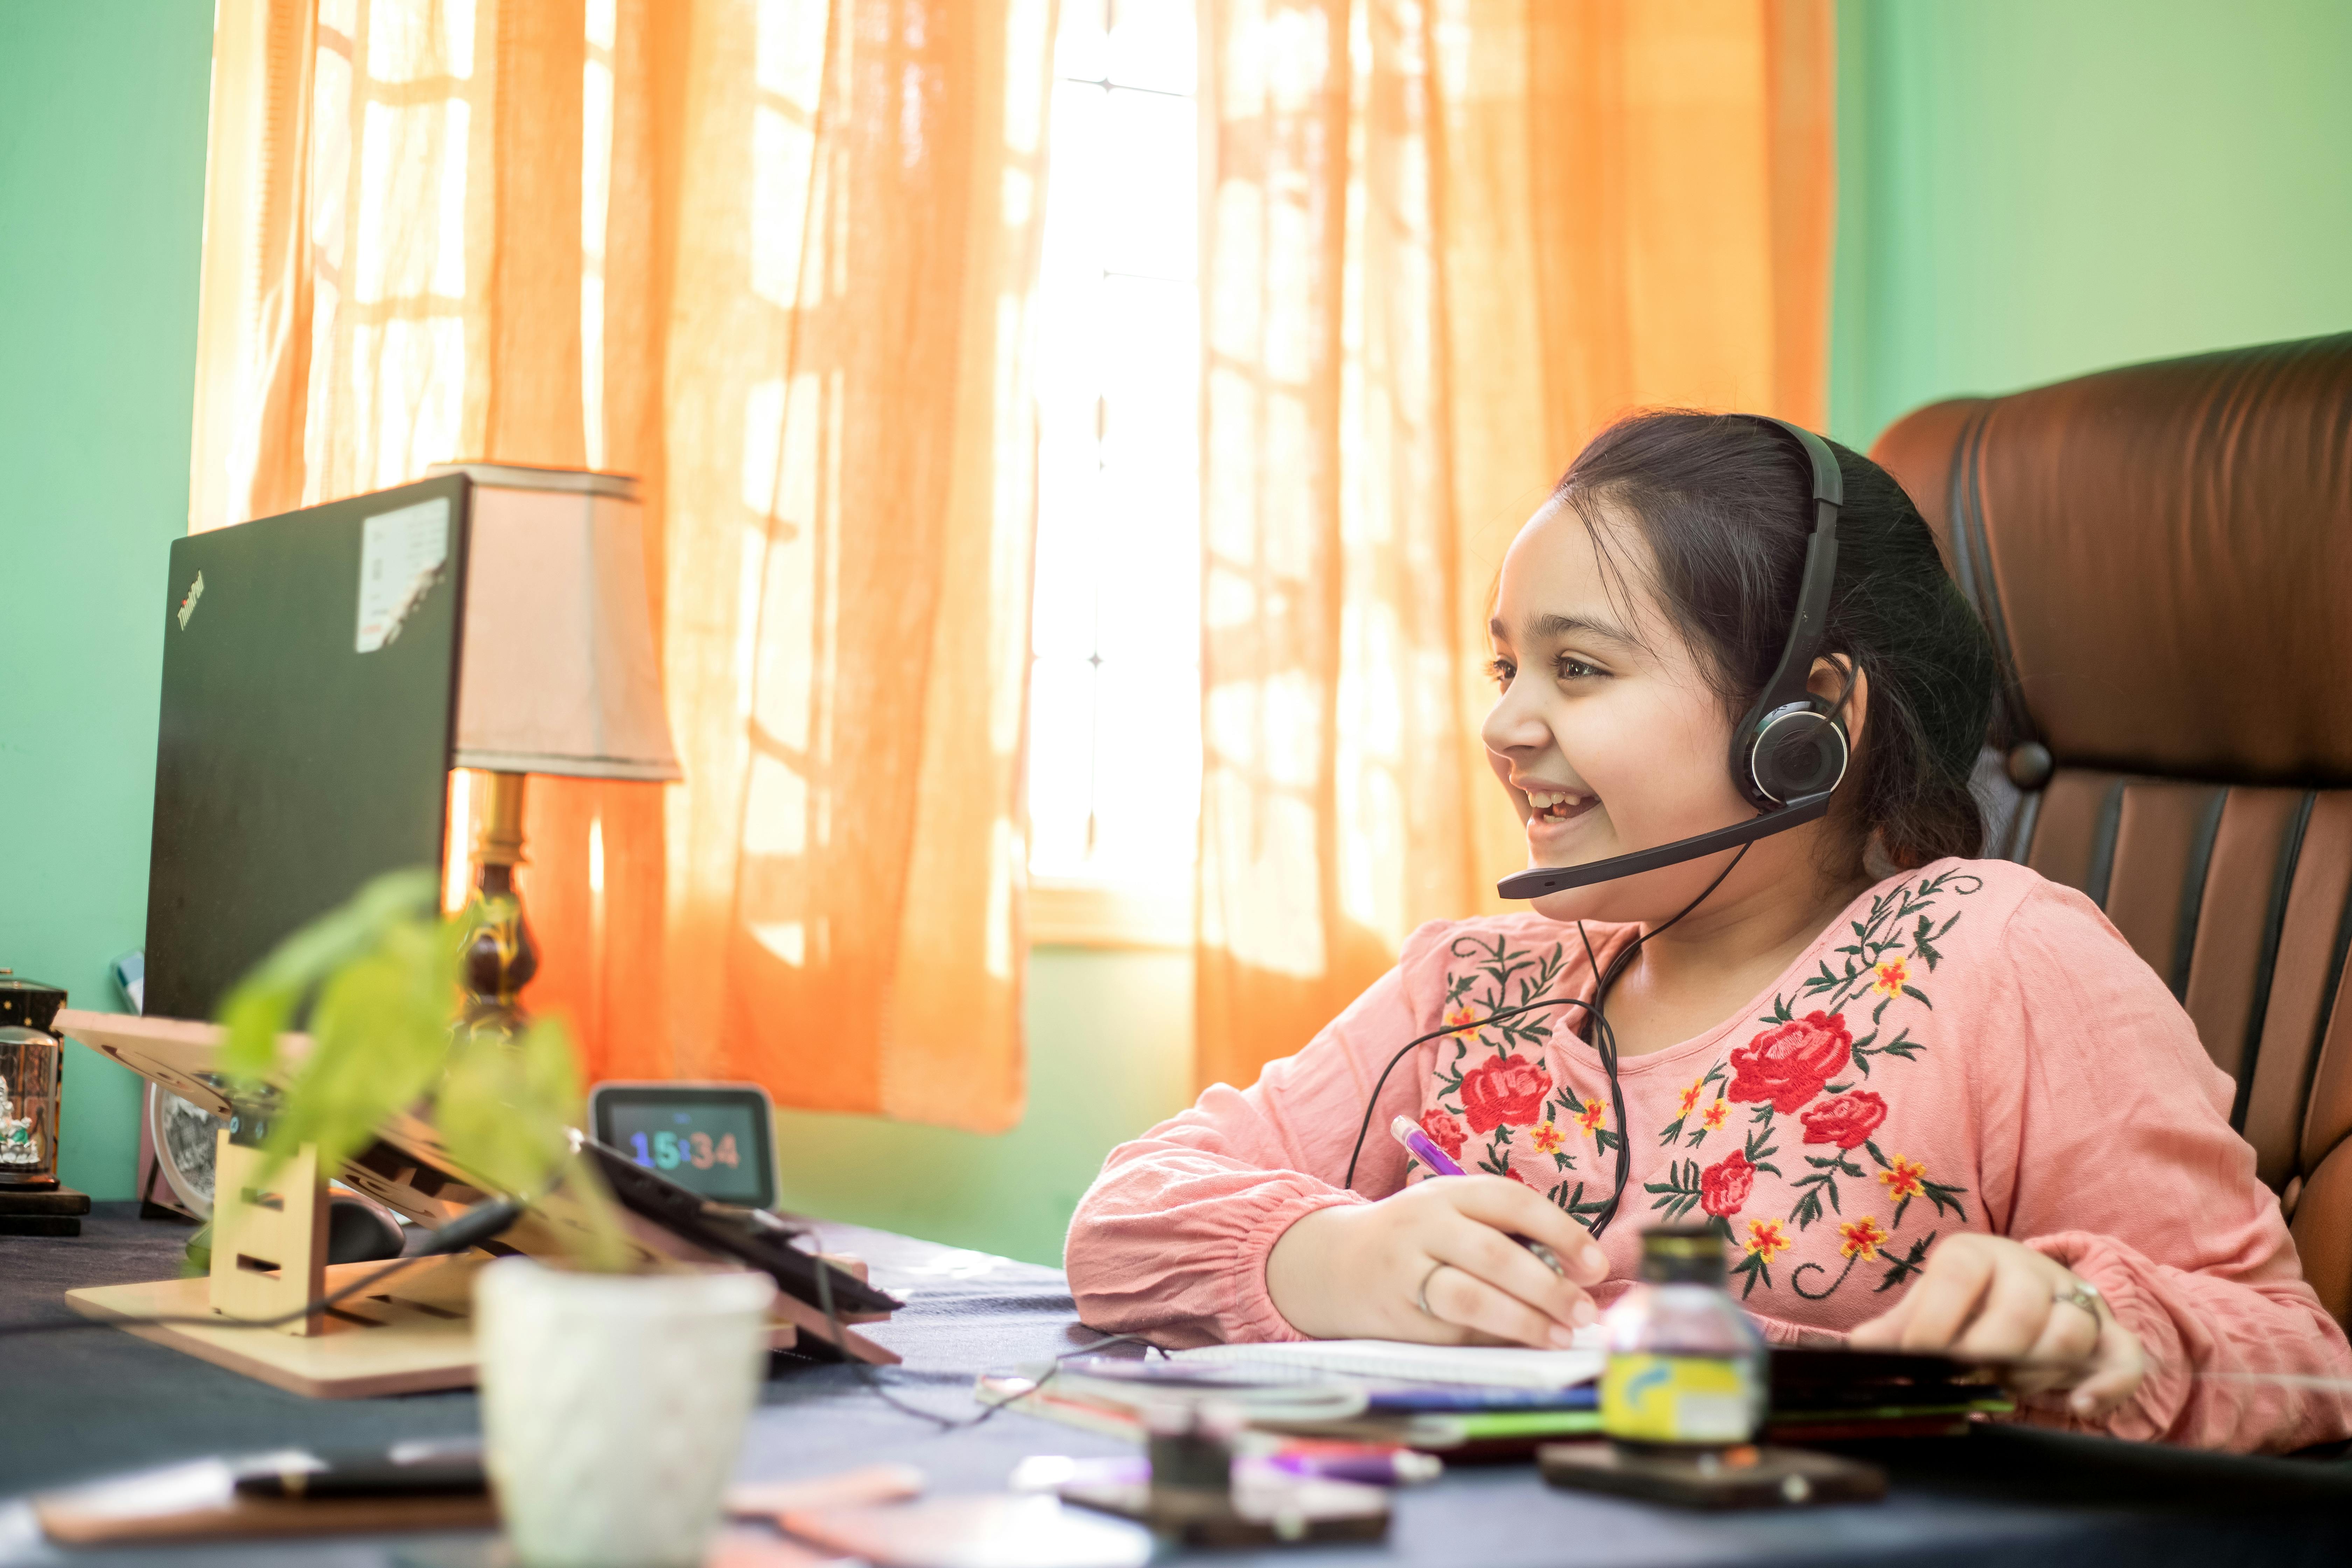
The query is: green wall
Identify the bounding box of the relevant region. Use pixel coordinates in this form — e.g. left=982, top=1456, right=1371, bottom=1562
left=0, top=0, right=217, bottom=1201
left=1829, top=0, right=2352, bottom=450
left=772, top=948, right=1194, bottom=1266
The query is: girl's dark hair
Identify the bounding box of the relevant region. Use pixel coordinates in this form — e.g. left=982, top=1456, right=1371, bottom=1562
left=1553, top=410, right=1996, bottom=871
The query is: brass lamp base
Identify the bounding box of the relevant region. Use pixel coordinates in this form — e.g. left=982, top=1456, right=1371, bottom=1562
left=462, top=770, right=539, bottom=1038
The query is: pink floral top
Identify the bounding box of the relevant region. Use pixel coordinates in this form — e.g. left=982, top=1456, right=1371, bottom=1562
left=1065, top=859, right=2352, bottom=1454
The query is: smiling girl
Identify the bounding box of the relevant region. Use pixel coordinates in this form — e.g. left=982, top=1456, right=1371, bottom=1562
left=1064, top=411, right=2352, bottom=1454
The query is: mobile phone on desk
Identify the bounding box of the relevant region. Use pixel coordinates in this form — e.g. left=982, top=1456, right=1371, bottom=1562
left=233, top=1440, right=485, bottom=1499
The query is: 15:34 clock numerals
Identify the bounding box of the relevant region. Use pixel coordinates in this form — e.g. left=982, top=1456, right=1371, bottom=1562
left=628, top=1129, right=741, bottom=1172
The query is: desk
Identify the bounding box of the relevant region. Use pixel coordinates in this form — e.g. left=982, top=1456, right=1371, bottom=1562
left=6, top=1206, right=2351, bottom=1567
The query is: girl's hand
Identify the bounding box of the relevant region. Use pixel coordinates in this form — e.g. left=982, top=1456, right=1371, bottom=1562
left=1847, top=1232, right=2145, bottom=1419
left=1265, top=1178, right=1611, bottom=1348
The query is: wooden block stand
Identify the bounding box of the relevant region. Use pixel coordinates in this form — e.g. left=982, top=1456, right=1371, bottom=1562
left=55, top=1009, right=895, bottom=1397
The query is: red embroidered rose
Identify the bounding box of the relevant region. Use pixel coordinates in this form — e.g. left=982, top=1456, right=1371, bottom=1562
left=1504, top=1167, right=1533, bottom=1186
left=1698, top=1150, right=1755, bottom=1217
left=1419, top=1108, right=1468, bottom=1160
left=1800, top=1090, right=1887, bottom=1150
left=1458, top=1054, right=1553, bottom=1134
left=1727, top=1011, right=1853, bottom=1114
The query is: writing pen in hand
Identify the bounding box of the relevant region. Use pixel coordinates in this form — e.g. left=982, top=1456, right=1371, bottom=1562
left=1389, top=1115, right=1567, bottom=1277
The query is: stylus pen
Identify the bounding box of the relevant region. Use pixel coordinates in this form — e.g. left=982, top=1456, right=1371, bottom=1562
left=1390, top=1116, right=1566, bottom=1277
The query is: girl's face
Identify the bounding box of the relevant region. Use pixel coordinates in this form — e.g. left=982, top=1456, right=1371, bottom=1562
left=1480, top=497, right=1821, bottom=925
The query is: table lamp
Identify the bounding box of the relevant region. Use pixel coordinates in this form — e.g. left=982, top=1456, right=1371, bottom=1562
left=431, top=464, right=682, bottom=1035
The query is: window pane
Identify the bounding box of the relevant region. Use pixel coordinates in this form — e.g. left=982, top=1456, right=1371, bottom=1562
left=1088, top=656, right=1201, bottom=879
left=1098, top=273, right=1196, bottom=470
left=1099, top=89, right=1196, bottom=281
left=1029, top=0, right=1199, bottom=889
left=1106, top=0, right=1196, bottom=95
left=1028, top=655, right=1101, bottom=876
left=1055, top=0, right=1110, bottom=83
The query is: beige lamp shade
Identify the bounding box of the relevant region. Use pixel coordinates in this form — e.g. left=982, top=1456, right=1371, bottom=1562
left=428, top=464, right=682, bottom=782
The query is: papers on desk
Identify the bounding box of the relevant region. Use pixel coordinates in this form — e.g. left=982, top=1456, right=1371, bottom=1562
left=1170, top=1337, right=1605, bottom=1391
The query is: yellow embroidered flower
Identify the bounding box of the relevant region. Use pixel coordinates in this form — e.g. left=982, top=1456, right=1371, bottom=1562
left=1531, top=1121, right=1565, bottom=1155
left=1678, top=1078, right=1703, bottom=1116
left=1878, top=1154, right=1927, bottom=1202
left=1575, top=1098, right=1606, bottom=1135
left=1443, top=1005, right=1480, bottom=1040
left=1745, top=1218, right=1790, bottom=1261
left=1871, top=957, right=1911, bottom=997
left=1700, top=1099, right=1728, bottom=1132
left=1838, top=1215, right=1887, bottom=1261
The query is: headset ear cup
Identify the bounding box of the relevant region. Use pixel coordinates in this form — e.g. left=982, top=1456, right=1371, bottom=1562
left=1747, top=705, right=1850, bottom=805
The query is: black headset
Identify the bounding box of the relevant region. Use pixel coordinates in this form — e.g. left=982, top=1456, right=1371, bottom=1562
left=1494, top=415, right=1850, bottom=901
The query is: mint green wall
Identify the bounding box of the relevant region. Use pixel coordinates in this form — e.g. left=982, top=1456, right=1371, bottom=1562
left=1829, top=0, right=2352, bottom=450
left=0, top=1, right=216, bottom=1200
left=773, top=948, right=1194, bottom=1266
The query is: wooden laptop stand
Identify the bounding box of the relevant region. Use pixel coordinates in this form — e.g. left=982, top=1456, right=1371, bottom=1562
left=54, top=1009, right=897, bottom=1398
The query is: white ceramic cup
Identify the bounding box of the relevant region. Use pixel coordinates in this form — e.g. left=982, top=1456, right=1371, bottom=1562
left=475, top=1257, right=777, bottom=1568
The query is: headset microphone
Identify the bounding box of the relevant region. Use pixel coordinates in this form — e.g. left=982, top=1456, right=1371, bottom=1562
left=1496, top=415, right=1850, bottom=903
left=1495, top=789, right=1833, bottom=898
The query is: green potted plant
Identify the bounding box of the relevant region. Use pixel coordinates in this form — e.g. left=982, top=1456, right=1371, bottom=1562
left=222, top=868, right=776, bottom=1568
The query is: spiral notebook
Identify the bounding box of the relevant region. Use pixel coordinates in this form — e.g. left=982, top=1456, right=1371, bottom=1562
left=1170, top=1337, right=1605, bottom=1391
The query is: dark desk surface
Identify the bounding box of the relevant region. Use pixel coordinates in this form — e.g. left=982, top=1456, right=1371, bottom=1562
left=7, top=1206, right=2352, bottom=1567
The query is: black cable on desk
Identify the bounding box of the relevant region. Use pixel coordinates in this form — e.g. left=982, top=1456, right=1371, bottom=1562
left=804, top=1246, right=1163, bottom=1432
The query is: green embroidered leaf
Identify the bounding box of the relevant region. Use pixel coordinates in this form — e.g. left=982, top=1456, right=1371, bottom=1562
left=1823, top=1081, right=1852, bottom=1095
left=1731, top=1248, right=1773, bottom=1298
left=1643, top=1158, right=1705, bottom=1222
left=1902, top=985, right=1932, bottom=1008
left=1876, top=1233, right=1935, bottom=1292
left=1920, top=1179, right=1970, bottom=1222
left=1864, top=1140, right=1889, bottom=1168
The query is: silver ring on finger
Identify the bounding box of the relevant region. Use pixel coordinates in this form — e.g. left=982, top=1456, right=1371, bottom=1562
left=2053, top=1280, right=2104, bottom=1324
left=1416, top=1260, right=1448, bottom=1318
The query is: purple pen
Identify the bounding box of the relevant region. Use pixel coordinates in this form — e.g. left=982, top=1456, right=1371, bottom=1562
left=1391, top=1114, right=1468, bottom=1176
left=1389, top=1115, right=1566, bottom=1277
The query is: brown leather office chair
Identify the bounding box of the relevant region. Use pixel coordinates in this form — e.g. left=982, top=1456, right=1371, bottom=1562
left=1871, top=332, right=2352, bottom=1329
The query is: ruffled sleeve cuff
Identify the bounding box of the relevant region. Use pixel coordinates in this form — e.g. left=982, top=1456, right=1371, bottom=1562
left=2025, top=1229, right=2193, bottom=1443
left=1225, top=1187, right=1369, bottom=1344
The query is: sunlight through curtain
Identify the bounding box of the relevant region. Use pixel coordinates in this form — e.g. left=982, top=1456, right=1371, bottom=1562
left=1197, top=0, right=1836, bottom=1092
left=189, top=0, right=1055, bottom=1131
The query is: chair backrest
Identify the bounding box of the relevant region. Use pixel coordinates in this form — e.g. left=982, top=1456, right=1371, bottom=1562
left=1871, top=333, right=2352, bottom=1328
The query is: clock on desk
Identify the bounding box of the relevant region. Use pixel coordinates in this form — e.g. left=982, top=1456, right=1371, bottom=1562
left=587, top=1081, right=778, bottom=1211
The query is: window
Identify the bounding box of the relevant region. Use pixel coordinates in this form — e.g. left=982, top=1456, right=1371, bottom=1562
left=1026, top=0, right=1200, bottom=945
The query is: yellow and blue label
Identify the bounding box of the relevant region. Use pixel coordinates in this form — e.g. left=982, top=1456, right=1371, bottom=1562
left=1600, top=1353, right=1759, bottom=1444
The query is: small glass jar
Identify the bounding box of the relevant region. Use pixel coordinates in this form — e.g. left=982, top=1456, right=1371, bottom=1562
left=1599, top=1226, right=1768, bottom=1454
left=0, top=1026, right=62, bottom=1189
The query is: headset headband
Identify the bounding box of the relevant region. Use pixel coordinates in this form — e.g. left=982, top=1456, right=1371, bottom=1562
left=1738, top=416, right=1843, bottom=733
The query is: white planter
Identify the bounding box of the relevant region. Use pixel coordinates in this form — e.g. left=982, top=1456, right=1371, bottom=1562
left=475, top=1257, right=777, bottom=1568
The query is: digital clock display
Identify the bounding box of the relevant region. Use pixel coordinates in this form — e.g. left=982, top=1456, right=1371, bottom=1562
left=589, top=1083, right=776, bottom=1209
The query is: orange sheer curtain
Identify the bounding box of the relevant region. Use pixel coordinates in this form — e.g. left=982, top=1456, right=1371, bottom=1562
left=189, top=0, right=1054, bottom=1132
left=1197, top=0, right=1835, bottom=1092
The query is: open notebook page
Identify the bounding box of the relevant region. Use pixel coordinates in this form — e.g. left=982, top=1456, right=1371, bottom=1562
left=1169, top=1335, right=1605, bottom=1391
